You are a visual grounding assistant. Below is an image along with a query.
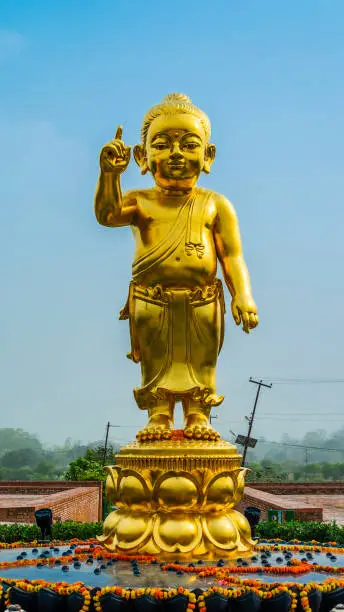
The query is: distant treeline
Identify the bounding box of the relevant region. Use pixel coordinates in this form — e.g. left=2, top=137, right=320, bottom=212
left=244, top=426, right=344, bottom=465
left=0, top=427, right=343, bottom=482
left=0, top=428, right=120, bottom=481
left=246, top=459, right=344, bottom=482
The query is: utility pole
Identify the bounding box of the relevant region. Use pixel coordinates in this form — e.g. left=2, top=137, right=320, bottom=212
left=242, top=378, right=272, bottom=467
left=102, top=421, right=122, bottom=465
left=101, top=421, right=122, bottom=521
left=102, top=421, right=110, bottom=465
left=210, top=414, right=218, bottom=426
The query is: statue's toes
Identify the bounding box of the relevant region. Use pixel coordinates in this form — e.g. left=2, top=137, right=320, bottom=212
left=209, top=429, right=221, bottom=441
left=136, top=428, right=148, bottom=441
left=150, top=426, right=167, bottom=440
left=136, top=423, right=173, bottom=442
left=193, top=427, right=203, bottom=439
left=201, top=427, right=210, bottom=440
left=184, top=427, right=193, bottom=439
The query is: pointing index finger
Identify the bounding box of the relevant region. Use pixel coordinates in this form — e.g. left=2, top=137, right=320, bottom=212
left=114, top=125, right=123, bottom=141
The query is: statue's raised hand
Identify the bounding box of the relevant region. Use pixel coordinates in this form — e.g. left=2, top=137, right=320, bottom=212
left=99, top=126, right=131, bottom=174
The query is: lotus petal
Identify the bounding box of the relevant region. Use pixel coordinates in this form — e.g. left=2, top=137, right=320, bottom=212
left=202, top=513, right=238, bottom=550
left=153, top=514, right=202, bottom=552
left=154, top=471, right=200, bottom=510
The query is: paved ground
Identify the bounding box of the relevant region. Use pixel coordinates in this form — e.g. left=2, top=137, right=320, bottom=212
left=288, top=495, right=344, bottom=524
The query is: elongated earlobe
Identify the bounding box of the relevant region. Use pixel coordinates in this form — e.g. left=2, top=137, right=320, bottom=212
left=134, top=144, right=149, bottom=175
left=202, top=143, right=216, bottom=175
left=203, top=160, right=211, bottom=174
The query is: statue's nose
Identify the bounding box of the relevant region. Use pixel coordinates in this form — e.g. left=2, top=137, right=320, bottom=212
left=170, top=143, right=183, bottom=158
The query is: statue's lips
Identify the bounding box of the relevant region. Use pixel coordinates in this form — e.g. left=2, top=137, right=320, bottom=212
left=168, top=163, right=185, bottom=169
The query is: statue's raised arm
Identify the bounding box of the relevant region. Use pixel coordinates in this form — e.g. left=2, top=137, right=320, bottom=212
left=94, top=126, right=135, bottom=227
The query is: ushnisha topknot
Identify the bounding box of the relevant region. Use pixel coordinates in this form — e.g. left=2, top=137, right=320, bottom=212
left=141, top=93, right=211, bottom=146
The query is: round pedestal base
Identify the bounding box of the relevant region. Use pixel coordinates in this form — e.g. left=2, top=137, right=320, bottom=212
left=98, top=438, right=255, bottom=559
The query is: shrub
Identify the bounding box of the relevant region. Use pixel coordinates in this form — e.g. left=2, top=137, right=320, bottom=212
left=256, top=520, right=344, bottom=544
left=0, top=519, right=343, bottom=545
left=0, top=520, right=102, bottom=543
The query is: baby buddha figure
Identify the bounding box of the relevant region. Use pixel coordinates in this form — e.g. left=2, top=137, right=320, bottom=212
left=95, top=93, right=258, bottom=442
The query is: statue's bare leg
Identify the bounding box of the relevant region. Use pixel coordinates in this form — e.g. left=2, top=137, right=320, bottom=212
left=136, top=397, right=174, bottom=441
left=182, top=398, right=220, bottom=441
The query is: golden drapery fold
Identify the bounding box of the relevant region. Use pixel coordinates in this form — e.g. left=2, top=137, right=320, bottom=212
left=119, top=188, right=225, bottom=410
left=121, top=280, right=225, bottom=410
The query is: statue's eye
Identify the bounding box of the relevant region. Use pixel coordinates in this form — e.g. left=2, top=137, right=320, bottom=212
left=152, top=142, right=168, bottom=150
left=183, top=142, right=199, bottom=150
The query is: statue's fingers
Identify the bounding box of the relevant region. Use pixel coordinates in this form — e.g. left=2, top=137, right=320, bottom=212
left=242, top=312, right=250, bottom=333
left=105, top=143, right=121, bottom=158
left=249, top=313, right=258, bottom=328
left=231, top=304, right=241, bottom=325
left=113, top=141, right=130, bottom=159
left=114, top=125, right=123, bottom=140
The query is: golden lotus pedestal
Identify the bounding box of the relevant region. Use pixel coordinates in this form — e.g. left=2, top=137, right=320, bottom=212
left=98, top=437, right=255, bottom=560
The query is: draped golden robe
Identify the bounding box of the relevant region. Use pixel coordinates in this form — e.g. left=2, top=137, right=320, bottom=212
left=120, top=191, right=225, bottom=410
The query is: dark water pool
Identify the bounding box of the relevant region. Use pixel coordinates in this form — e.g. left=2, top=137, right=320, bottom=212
left=1, top=546, right=343, bottom=588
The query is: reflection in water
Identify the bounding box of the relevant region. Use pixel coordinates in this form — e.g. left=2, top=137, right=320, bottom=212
left=0, top=547, right=343, bottom=589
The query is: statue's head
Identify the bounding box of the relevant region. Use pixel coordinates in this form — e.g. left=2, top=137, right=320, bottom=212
left=134, top=93, right=216, bottom=190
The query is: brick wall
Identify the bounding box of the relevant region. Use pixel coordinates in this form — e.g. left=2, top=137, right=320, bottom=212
left=37, top=487, right=101, bottom=523
left=0, top=481, right=103, bottom=523
left=236, top=486, right=323, bottom=521
left=247, top=482, right=344, bottom=495
left=0, top=481, right=102, bottom=496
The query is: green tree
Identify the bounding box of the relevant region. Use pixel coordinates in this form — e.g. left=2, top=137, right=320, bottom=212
left=32, top=460, right=58, bottom=480
left=64, top=446, right=114, bottom=481
left=0, top=429, right=42, bottom=454
left=0, top=448, right=42, bottom=470
left=2, top=466, right=34, bottom=480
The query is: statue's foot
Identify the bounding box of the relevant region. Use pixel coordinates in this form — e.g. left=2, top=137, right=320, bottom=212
left=136, top=414, right=172, bottom=442
left=184, top=413, right=221, bottom=441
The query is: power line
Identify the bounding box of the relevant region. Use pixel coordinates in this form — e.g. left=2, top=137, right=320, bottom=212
left=254, top=417, right=343, bottom=421
left=257, top=439, right=344, bottom=453
left=259, top=377, right=344, bottom=385
left=258, top=413, right=343, bottom=416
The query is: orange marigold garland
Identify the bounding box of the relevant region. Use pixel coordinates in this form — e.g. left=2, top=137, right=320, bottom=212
left=0, top=576, right=343, bottom=611
left=93, top=585, right=196, bottom=612
left=2, top=578, right=92, bottom=612
left=0, top=537, right=99, bottom=550
left=200, top=585, right=298, bottom=611
left=0, top=540, right=344, bottom=610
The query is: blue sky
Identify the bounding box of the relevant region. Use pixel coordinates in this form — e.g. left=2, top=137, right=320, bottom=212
left=1, top=1, right=344, bottom=448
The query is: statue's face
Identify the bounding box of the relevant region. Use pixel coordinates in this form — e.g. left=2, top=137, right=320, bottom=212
left=145, top=113, right=207, bottom=189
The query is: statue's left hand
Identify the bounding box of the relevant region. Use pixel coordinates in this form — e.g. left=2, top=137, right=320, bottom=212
left=231, top=295, right=259, bottom=334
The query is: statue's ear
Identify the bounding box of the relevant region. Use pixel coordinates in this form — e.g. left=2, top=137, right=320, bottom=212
left=203, top=143, right=216, bottom=174
left=133, top=144, right=149, bottom=175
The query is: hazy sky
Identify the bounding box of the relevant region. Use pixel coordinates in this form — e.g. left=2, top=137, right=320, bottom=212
left=1, top=1, right=344, bottom=449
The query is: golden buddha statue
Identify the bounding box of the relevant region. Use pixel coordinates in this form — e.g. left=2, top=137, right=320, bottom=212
left=95, top=93, right=258, bottom=442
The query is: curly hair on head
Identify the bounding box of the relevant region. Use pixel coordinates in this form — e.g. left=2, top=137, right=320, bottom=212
left=141, top=93, right=211, bottom=146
